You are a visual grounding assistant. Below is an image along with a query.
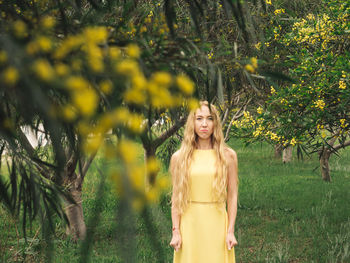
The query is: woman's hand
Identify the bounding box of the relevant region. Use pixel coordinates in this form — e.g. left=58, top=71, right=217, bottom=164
left=226, top=232, right=238, bottom=250
left=170, top=229, right=182, bottom=251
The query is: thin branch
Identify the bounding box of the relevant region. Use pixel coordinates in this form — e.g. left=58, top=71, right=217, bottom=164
left=224, top=98, right=251, bottom=142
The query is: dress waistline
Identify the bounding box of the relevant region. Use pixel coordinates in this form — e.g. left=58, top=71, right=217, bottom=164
left=188, top=200, right=225, bottom=204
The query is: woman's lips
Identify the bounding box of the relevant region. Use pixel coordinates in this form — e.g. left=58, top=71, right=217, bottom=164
left=200, top=130, right=208, bottom=132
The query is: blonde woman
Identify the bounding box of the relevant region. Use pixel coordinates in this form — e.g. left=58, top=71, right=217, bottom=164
left=169, top=101, right=238, bottom=262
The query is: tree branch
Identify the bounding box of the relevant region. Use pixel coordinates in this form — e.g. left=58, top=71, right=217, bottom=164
left=153, top=115, right=187, bottom=149
left=224, top=98, right=251, bottom=142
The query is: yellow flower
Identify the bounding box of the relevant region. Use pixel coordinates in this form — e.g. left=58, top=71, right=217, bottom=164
left=55, top=63, right=70, bottom=76
left=13, top=20, right=27, bottom=38
left=124, top=89, right=146, bottom=104
left=112, top=107, right=130, bottom=123
left=109, top=47, right=121, bottom=59
left=83, top=133, right=103, bottom=154
left=2, top=67, right=19, bottom=85
left=32, top=59, right=55, bottom=81
left=127, top=113, right=145, bottom=133
left=257, top=107, right=263, bottom=114
left=88, top=56, right=104, bottom=72
left=255, top=42, right=261, bottom=50
left=115, top=59, right=140, bottom=76
left=66, top=76, right=89, bottom=90
left=274, top=9, right=285, bottom=15
left=99, top=79, right=113, bottom=94
left=188, top=98, right=199, bottom=111
left=129, top=165, right=145, bottom=190
left=83, top=27, right=108, bottom=44
left=266, top=0, right=272, bottom=4
left=339, top=80, right=346, bottom=90
left=340, top=119, right=348, bottom=128
left=118, top=139, right=139, bottom=164
left=176, top=74, right=194, bottom=95
left=54, top=35, right=83, bottom=59
left=146, top=157, right=160, bottom=175
left=72, top=88, right=99, bottom=116
left=314, top=99, right=325, bottom=110
left=151, top=71, right=172, bottom=87
left=245, top=64, right=255, bottom=73
left=145, top=187, right=159, bottom=203
left=40, top=16, right=56, bottom=30
left=61, top=104, right=78, bottom=121
left=127, top=43, right=140, bottom=58
left=132, top=74, right=147, bottom=90
left=290, top=138, right=297, bottom=146
left=250, top=57, right=258, bottom=69
left=36, top=36, right=52, bottom=52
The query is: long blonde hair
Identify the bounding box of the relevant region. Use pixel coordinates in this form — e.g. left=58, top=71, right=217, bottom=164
left=172, top=101, right=229, bottom=215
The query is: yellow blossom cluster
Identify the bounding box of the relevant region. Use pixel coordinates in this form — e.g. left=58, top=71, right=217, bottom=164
left=117, top=58, right=196, bottom=109
left=339, top=80, right=346, bottom=90
left=110, top=139, right=171, bottom=211
left=290, top=13, right=341, bottom=50
left=274, top=9, right=285, bottom=15
left=314, top=99, right=325, bottom=110
left=245, top=57, right=258, bottom=73
left=0, top=14, right=200, bottom=212
left=340, top=119, right=348, bottom=129
left=270, top=86, right=276, bottom=94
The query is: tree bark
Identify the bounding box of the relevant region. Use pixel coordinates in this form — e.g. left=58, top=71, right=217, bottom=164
left=319, top=149, right=331, bottom=182
left=64, top=183, right=86, bottom=241
left=62, top=151, right=96, bottom=241
left=282, top=146, right=292, bottom=163
left=274, top=144, right=282, bottom=159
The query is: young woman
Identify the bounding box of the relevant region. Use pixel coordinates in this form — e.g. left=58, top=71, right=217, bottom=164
left=169, top=100, right=238, bottom=263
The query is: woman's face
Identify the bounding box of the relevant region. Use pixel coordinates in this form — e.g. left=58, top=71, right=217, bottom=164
left=194, top=105, right=214, bottom=139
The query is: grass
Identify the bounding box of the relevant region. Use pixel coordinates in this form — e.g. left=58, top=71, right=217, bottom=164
left=1, top=139, right=350, bottom=262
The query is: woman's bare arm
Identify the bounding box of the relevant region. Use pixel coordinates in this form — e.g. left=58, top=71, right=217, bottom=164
left=226, top=148, right=238, bottom=234
left=169, top=151, right=182, bottom=251
left=170, top=151, right=181, bottom=230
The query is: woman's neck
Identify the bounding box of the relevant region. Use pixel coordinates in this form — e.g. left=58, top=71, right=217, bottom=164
left=196, top=138, right=213, bottom=150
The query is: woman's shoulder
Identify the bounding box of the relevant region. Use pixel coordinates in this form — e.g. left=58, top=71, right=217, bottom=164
left=223, top=146, right=237, bottom=161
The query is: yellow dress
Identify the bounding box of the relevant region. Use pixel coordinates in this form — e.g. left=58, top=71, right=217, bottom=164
left=173, top=149, right=236, bottom=263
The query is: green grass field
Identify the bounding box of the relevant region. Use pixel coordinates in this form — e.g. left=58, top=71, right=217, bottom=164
left=1, top=139, right=350, bottom=262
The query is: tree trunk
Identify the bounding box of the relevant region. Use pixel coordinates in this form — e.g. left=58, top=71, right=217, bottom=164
left=283, top=146, right=292, bottom=163
left=63, top=166, right=87, bottom=241
left=319, top=150, right=331, bottom=182
left=274, top=144, right=282, bottom=159
left=144, top=146, right=157, bottom=190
